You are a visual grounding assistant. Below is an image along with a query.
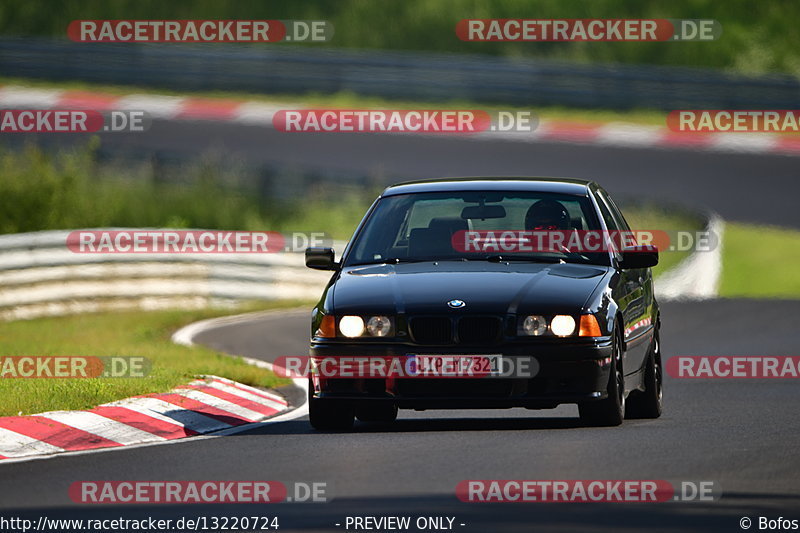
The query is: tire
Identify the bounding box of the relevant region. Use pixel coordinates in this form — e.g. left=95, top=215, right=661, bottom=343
left=355, top=403, right=398, bottom=423
left=579, top=329, right=625, bottom=427
left=308, top=379, right=355, bottom=431
left=626, top=328, right=663, bottom=419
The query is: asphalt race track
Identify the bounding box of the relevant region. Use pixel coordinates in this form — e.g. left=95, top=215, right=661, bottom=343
left=1, top=299, right=799, bottom=532
left=1, top=123, right=799, bottom=532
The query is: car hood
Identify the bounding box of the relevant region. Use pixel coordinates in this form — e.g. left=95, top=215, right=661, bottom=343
left=332, top=261, right=609, bottom=316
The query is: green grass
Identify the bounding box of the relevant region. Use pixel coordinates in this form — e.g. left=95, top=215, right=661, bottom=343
left=0, top=142, right=378, bottom=239
left=623, top=205, right=704, bottom=277
left=719, top=223, right=800, bottom=298
left=0, top=301, right=306, bottom=417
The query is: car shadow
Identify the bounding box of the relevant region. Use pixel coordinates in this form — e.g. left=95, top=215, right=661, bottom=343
left=225, top=414, right=663, bottom=437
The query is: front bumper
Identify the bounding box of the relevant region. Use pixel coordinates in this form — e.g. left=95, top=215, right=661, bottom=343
left=308, top=338, right=613, bottom=409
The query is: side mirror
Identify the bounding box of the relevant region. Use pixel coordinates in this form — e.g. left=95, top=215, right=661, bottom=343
left=619, top=245, right=659, bottom=269
left=305, top=247, right=338, bottom=270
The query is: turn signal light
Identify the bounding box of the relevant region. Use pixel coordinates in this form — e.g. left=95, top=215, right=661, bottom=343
left=315, top=315, right=336, bottom=338
left=578, top=314, right=602, bottom=337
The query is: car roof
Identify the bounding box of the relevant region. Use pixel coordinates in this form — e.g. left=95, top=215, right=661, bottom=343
left=382, top=177, right=595, bottom=197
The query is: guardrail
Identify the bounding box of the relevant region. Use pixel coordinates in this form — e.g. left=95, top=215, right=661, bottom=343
left=0, top=229, right=343, bottom=321
left=0, top=213, right=720, bottom=320
left=1, top=38, right=798, bottom=110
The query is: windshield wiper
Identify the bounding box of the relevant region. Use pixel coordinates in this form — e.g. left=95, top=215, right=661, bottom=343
left=349, top=258, right=439, bottom=266
left=477, top=255, right=564, bottom=264
left=351, top=256, right=583, bottom=266
left=385, top=257, right=440, bottom=264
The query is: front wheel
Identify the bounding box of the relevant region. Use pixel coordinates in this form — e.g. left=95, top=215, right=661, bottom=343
left=579, top=330, right=625, bottom=427
left=626, top=329, right=663, bottom=419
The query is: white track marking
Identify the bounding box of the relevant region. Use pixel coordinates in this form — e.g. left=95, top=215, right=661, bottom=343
left=199, top=380, right=287, bottom=411
left=171, top=389, right=267, bottom=422
left=0, top=427, right=65, bottom=458
left=0, top=86, right=63, bottom=108
left=207, top=376, right=287, bottom=404
left=115, top=94, right=185, bottom=119
left=33, top=412, right=166, bottom=445
left=108, top=397, right=230, bottom=433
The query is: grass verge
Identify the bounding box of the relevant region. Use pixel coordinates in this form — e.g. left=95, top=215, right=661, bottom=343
left=0, top=142, right=379, bottom=239
left=719, top=223, right=800, bottom=298
left=0, top=301, right=306, bottom=417
left=622, top=204, right=703, bottom=277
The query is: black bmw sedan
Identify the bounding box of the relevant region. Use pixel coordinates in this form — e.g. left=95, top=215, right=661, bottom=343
left=304, top=178, right=662, bottom=429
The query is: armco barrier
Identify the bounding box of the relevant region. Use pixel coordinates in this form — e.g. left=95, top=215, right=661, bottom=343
left=0, top=38, right=798, bottom=110
left=0, top=215, right=719, bottom=321
left=0, top=229, right=342, bottom=320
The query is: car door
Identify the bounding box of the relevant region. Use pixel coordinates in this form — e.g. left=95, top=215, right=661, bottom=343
left=594, top=189, right=651, bottom=378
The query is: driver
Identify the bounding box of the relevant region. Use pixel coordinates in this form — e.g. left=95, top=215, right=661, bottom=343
left=524, top=199, right=575, bottom=255
left=525, top=199, right=571, bottom=231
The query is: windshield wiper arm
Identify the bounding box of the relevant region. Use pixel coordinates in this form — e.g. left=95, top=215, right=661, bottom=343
left=483, top=255, right=563, bottom=263
left=386, top=257, right=440, bottom=264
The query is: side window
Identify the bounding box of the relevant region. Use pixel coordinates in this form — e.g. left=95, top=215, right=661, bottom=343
left=593, top=190, right=624, bottom=259
left=600, top=190, right=632, bottom=232
left=594, top=191, right=619, bottom=232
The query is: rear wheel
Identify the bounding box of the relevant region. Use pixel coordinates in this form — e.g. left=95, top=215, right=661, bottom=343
left=308, top=379, right=354, bottom=431
left=355, top=403, right=398, bottom=423
left=626, top=329, right=663, bottom=419
left=579, top=329, right=625, bottom=427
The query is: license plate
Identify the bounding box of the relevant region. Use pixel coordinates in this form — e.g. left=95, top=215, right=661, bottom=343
left=407, top=354, right=504, bottom=377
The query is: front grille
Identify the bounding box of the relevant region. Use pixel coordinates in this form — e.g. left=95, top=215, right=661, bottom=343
left=457, top=316, right=501, bottom=344
left=408, top=316, right=503, bottom=345
left=409, top=317, right=452, bottom=345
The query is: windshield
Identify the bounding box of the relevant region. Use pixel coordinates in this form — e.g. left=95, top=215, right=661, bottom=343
left=344, top=190, right=609, bottom=266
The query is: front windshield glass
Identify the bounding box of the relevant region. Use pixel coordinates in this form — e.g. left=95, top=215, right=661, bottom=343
left=345, top=190, right=610, bottom=266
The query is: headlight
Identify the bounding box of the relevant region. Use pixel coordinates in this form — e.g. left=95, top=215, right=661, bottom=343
left=522, top=315, right=547, bottom=336
left=550, top=315, right=576, bottom=337
left=366, top=316, right=392, bottom=337
left=339, top=316, right=365, bottom=337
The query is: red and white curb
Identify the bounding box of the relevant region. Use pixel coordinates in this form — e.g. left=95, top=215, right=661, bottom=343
left=0, top=310, right=307, bottom=465
left=0, top=375, right=288, bottom=461
left=1, top=85, right=799, bottom=156
left=170, top=308, right=309, bottom=420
